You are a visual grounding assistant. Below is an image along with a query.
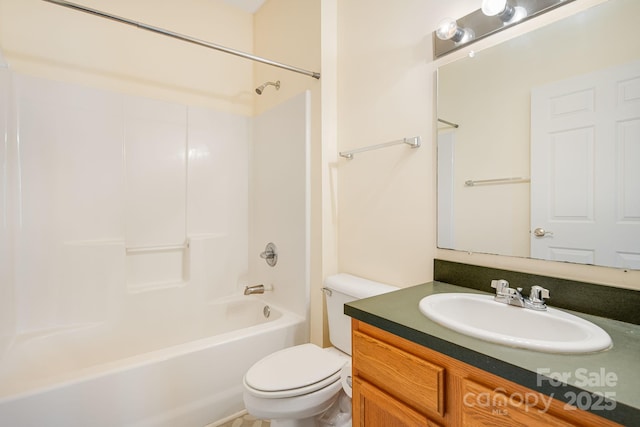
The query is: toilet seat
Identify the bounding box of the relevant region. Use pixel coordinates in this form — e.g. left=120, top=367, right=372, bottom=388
left=244, top=343, right=347, bottom=399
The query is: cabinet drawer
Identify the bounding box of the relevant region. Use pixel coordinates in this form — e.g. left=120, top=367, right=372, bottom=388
left=353, top=376, right=442, bottom=427
left=353, top=330, right=445, bottom=417
left=461, top=378, right=575, bottom=427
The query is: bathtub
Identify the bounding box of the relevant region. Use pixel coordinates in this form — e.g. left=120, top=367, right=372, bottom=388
left=0, top=297, right=306, bottom=427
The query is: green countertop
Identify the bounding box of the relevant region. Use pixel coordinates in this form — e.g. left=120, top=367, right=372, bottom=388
left=345, top=281, right=640, bottom=426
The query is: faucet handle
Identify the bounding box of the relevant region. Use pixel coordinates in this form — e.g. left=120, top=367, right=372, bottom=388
left=527, top=286, right=550, bottom=310
left=491, top=279, right=510, bottom=294
left=530, top=285, right=550, bottom=302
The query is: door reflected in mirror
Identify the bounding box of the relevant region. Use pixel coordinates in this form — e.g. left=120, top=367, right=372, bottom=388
left=437, top=0, right=640, bottom=269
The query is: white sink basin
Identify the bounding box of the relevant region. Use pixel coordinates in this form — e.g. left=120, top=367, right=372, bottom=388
left=418, top=293, right=612, bottom=354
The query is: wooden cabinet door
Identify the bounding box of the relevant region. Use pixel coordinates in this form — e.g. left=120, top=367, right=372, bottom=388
left=353, top=376, right=442, bottom=427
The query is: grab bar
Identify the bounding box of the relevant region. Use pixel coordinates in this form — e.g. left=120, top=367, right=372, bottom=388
left=125, top=240, right=189, bottom=254
left=339, top=136, right=421, bottom=160
left=465, top=177, right=530, bottom=187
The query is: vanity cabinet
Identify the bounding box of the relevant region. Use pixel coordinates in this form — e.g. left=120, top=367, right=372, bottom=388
left=351, top=320, right=621, bottom=427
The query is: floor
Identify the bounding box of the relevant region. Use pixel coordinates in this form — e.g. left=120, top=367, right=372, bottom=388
left=216, top=413, right=270, bottom=427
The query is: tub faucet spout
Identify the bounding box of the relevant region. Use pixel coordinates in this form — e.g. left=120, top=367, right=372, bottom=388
left=244, top=284, right=265, bottom=295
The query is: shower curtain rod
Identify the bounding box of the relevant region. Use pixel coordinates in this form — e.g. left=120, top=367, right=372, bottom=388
left=42, top=0, right=321, bottom=80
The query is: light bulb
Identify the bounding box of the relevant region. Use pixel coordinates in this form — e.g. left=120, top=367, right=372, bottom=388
left=435, top=17, right=474, bottom=44
left=436, top=18, right=459, bottom=41
left=482, top=0, right=528, bottom=24
left=482, top=0, right=508, bottom=16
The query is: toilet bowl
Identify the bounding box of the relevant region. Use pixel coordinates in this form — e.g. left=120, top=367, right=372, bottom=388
left=243, top=345, right=350, bottom=426
left=242, top=274, right=398, bottom=427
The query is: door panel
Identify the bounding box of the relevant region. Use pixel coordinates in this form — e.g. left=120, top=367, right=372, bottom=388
left=531, top=60, right=640, bottom=268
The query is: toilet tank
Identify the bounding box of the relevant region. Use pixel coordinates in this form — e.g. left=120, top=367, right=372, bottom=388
left=324, top=274, right=398, bottom=355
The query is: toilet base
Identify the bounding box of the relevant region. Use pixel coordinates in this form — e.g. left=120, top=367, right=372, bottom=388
left=247, top=389, right=352, bottom=427
left=317, top=390, right=351, bottom=427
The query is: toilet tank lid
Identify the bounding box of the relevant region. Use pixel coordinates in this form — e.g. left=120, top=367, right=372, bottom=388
left=324, top=273, right=398, bottom=299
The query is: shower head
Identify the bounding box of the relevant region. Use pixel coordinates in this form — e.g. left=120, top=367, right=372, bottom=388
left=255, top=80, right=280, bottom=95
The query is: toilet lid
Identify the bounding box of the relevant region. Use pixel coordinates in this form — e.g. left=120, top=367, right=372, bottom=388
left=244, top=344, right=347, bottom=397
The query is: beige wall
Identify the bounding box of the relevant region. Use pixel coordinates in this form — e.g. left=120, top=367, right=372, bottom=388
left=335, top=0, right=456, bottom=288
left=0, top=0, right=254, bottom=114
left=333, top=0, right=481, bottom=288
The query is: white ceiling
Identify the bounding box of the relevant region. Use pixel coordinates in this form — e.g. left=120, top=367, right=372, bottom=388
left=224, top=0, right=266, bottom=13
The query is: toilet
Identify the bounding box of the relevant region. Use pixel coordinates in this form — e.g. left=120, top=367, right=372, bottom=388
left=242, top=273, right=398, bottom=427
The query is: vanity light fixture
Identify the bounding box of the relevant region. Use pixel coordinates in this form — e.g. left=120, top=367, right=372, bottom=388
left=435, top=17, right=474, bottom=44
left=433, top=0, right=576, bottom=58
left=481, top=0, right=527, bottom=24
left=433, top=0, right=575, bottom=58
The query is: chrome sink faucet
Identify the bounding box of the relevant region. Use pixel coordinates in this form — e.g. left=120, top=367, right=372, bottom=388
left=490, top=279, right=549, bottom=311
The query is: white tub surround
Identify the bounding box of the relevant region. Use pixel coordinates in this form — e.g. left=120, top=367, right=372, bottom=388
left=0, top=70, right=311, bottom=426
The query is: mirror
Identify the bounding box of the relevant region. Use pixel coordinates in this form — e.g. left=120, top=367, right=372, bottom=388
left=437, top=0, right=640, bottom=269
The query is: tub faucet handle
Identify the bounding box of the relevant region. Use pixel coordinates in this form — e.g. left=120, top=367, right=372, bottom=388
left=260, top=242, right=278, bottom=267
